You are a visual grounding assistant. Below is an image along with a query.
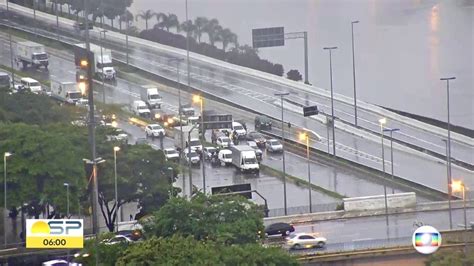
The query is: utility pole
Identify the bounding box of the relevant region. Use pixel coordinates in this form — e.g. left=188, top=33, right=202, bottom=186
left=275, top=92, right=289, bottom=215
left=351, top=20, right=359, bottom=126
left=323, top=46, right=337, bottom=156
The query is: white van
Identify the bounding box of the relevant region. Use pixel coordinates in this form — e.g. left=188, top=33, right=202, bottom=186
left=20, top=77, right=42, bottom=94
left=218, top=149, right=232, bottom=166
left=132, top=100, right=151, bottom=118
left=232, top=121, right=247, bottom=138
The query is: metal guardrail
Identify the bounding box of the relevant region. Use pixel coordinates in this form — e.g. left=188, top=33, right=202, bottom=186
left=268, top=202, right=340, bottom=217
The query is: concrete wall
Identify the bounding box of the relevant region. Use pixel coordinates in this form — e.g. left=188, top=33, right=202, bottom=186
left=343, top=192, right=416, bottom=212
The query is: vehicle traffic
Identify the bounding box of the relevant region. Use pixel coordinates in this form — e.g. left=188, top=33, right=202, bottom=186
left=229, top=145, right=259, bottom=174
left=140, top=85, right=163, bottom=109
left=15, top=41, right=49, bottom=69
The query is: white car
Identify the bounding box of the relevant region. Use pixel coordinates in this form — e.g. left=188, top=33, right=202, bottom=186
left=266, top=139, right=283, bottom=153
left=145, top=124, right=165, bottom=138
left=217, top=136, right=232, bottom=148
left=101, top=66, right=116, bottom=80
left=285, top=233, right=327, bottom=250
left=102, top=235, right=133, bottom=245
left=202, top=146, right=217, bottom=160
left=218, top=149, right=232, bottom=166
left=184, top=149, right=200, bottom=165
left=232, top=121, right=247, bottom=138
left=247, top=141, right=263, bottom=160
left=164, top=148, right=179, bottom=162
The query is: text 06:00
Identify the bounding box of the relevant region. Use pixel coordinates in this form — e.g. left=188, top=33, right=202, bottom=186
left=43, top=239, right=66, bottom=246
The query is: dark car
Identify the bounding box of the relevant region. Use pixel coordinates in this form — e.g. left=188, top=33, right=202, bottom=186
left=264, top=222, right=295, bottom=236
left=246, top=131, right=266, bottom=148
left=255, top=115, right=272, bottom=131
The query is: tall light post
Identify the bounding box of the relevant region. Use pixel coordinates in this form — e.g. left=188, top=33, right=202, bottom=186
left=193, top=94, right=206, bottom=194
left=442, top=139, right=453, bottom=229
left=185, top=0, right=191, bottom=88
left=351, top=20, right=359, bottom=126
left=323, top=46, right=337, bottom=156
left=169, top=58, right=185, bottom=196
left=440, top=76, right=455, bottom=229
left=299, top=130, right=320, bottom=213
left=275, top=92, right=289, bottom=215
left=113, top=146, right=120, bottom=232
left=299, top=132, right=312, bottom=212
left=3, top=152, right=12, bottom=247
left=100, top=30, right=107, bottom=103
left=64, top=183, right=70, bottom=217
left=452, top=180, right=467, bottom=254
left=379, top=118, right=389, bottom=229
left=383, top=128, right=400, bottom=194
left=55, top=0, right=60, bottom=41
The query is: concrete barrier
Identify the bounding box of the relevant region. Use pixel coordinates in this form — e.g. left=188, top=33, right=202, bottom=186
left=343, top=192, right=417, bottom=212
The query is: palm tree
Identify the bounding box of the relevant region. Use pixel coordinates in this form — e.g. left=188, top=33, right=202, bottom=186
left=136, top=9, right=154, bottom=31
left=217, top=28, right=238, bottom=51
left=119, top=10, right=134, bottom=31
left=154, top=13, right=180, bottom=32
left=193, top=17, right=208, bottom=43
left=180, top=20, right=196, bottom=37
left=204, top=18, right=221, bottom=46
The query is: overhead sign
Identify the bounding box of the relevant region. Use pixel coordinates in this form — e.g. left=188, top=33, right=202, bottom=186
left=303, top=105, right=318, bottom=117
left=203, top=110, right=232, bottom=130
left=252, top=27, right=285, bottom=48
left=212, top=183, right=252, bottom=199
left=26, top=219, right=84, bottom=248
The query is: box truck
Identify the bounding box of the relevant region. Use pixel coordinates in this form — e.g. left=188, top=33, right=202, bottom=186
left=229, top=145, right=259, bottom=174
left=15, top=41, right=49, bottom=69
left=50, top=80, right=83, bottom=104
left=140, top=85, right=162, bottom=109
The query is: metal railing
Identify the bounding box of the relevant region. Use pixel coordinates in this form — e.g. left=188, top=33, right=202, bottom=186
left=268, top=202, right=340, bottom=217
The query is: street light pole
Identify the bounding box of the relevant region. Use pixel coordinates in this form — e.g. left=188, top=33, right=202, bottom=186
left=100, top=30, right=107, bottom=103
left=300, top=133, right=312, bottom=213
left=185, top=0, right=191, bottom=88
left=3, top=152, right=12, bottom=247
left=193, top=95, right=206, bottom=193
left=323, top=47, right=337, bottom=157
left=55, top=1, right=59, bottom=41
left=383, top=128, right=400, bottom=194
left=351, top=21, right=359, bottom=126
left=442, top=139, right=453, bottom=229
left=113, top=146, right=120, bottom=232
left=452, top=180, right=468, bottom=255
left=275, top=92, right=289, bottom=215
left=379, top=118, right=389, bottom=230
left=440, top=76, right=455, bottom=229
left=8, top=28, right=15, bottom=88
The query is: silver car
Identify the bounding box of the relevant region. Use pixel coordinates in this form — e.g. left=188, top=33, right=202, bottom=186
left=266, top=139, right=283, bottom=153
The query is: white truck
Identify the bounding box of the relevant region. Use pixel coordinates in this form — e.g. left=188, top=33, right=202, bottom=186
left=50, top=80, right=82, bottom=104
left=230, top=145, right=259, bottom=174
left=174, top=125, right=202, bottom=151
left=74, top=43, right=116, bottom=81
left=140, top=85, right=162, bottom=109
left=15, top=41, right=49, bottom=69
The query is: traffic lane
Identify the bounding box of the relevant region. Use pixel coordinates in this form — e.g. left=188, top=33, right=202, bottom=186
left=280, top=116, right=474, bottom=194
left=261, top=150, right=420, bottom=201
left=291, top=207, right=474, bottom=244
left=116, top=120, right=338, bottom=209
left=120, top=75, right=424, bottom=200
left=107, top=71, right=452, bottom=203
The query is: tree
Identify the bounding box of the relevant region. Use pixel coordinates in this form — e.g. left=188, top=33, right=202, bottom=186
left=193, top=17, right=208, bottom=43
left=0, top=123, right=88, bottom=218
left=116, top=235, right=298, bottom=265
left=136, top=9, right=154, bottom=31
left=102, top=0, right=133, bottom=29
left=154, top=13, right=179, bottom=32
left=119, top=10, right=134, bottom=31
left=287, top=69, right=302, bottom=81
left=217, top=28, right=237, bottom=51
left=180, top=19, right=196, bottom=37
left=425, top=250, right=474, bottom=266
left=94, top=141, right=174, bottom=232
left=143, top=194, right=264, bottom=245
left=203, top=18, right=222, bottom=46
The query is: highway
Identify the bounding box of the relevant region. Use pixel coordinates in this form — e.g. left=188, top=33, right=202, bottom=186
left=0, top=3, right=472, bottom=175
left=278, top=207, right=474, bottom=255
left=0, top=31, right=443, bottom=210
